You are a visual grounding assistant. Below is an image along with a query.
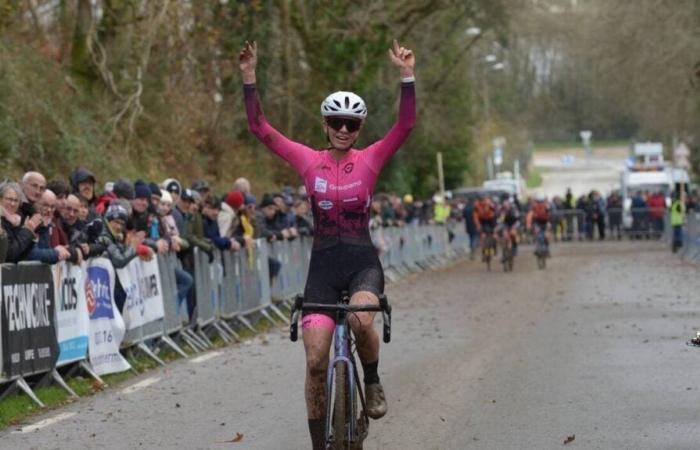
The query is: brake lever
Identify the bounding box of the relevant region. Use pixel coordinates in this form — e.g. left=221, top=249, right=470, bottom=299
left=379, top=294, right=392, bottom=343
left=290, top=295, right=304, bottom=342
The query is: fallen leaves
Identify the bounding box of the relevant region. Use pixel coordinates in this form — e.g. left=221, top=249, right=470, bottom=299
left=563, top=434, right=575, bottom=445
left=219, top=433, right=244, bottom=443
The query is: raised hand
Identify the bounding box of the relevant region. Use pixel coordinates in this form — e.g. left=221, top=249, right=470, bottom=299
left=239, top=40, right=258, bottom=84
left=388, top=39, right=415, bottom=78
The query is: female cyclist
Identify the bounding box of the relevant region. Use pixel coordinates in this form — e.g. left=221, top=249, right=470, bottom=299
left=239, top=39, right=415, bottom=449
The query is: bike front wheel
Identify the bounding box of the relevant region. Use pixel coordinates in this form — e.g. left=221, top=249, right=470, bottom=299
left=331, top=364, right=357, bottom=450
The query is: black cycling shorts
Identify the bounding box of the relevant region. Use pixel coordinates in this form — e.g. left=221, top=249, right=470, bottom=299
left=479, top=218, right=497, bottom=233
left=303, top=243, right=384, bottom=319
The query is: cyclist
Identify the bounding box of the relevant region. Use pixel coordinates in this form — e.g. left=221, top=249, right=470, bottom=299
left=498, top=197, right=520, bottom=259
left=526, top=193, right=551, bottom=257
left=239, top=39, right=415, bottom=449
left=473, top=194, right=498, bottom=259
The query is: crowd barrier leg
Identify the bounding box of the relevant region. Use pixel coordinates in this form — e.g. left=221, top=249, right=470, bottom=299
left=51, top=370, right=78, bottom=398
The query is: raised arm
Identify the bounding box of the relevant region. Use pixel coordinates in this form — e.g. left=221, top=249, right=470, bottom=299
left=239, top=41, right=314, bottom=175
left=364, top=40, right=417, bottom=173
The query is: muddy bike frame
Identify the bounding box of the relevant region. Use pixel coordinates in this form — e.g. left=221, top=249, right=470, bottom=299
left=290, top=293, right=392, bottom=448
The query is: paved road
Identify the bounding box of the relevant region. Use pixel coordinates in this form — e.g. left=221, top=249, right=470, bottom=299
left=532, top=146, right=628, bottom=198
left=5, top=241, right=700, bottom=449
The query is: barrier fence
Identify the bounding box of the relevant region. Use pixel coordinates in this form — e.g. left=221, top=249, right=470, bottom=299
left=0, top=225, right=469, bottom=407
left=678, top=212, right=700, bottom=263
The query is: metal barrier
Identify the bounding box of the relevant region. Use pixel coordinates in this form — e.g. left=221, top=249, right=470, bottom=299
left=680, top=212, right=700, bottom=263
left=0, top=225, right=471, bottom=408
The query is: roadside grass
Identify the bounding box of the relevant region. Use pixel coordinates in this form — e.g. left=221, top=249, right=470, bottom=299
left=0, top=315, right=281, bottom=430
left=534, top=139, right=630, bottom=152
left=527, top=168, right=543, bottom=188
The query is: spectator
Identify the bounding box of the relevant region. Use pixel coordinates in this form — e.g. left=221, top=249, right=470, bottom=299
left=77, top=196, right=90, bottom=222
left=563, top=187, right=575, bottom=241
left=27, top=190, right=74, bottom=264
left=631, top=190, right=648, bottom=239
left=92, top=201, right=153, bottom=311
left=220, top=190, right=244, bottom=240
left=202, top=196, right=241, bottom=251
left=231, top=193, right=257, bottom=249
left=273, top=192, right=297, bottom=229
left=180, top=189, right=215, bottom=320
left=69, top=167, right=98, bottom=220
left=257, top=194, right=297, bottom=241
left=20, top=171, right=47, bottom=218
left=294, top=199, right=313, bottom=237
left=462, top=197, right=478, bottom=259
left=588, top=191, right=606, bottom=240
left=647, top=190, right=666, bottom=237
left=233, top=177, right=251, bottom=195
left=607, top=192, right=623, bottom=240
left=113, top=178, right=135, bottom=201
left=1, top=182, right=40, bottom=263
left=60, top=194, right=83, bottom=243
left=47, top=179, right=71, bottom=219
left=671, top=191, right=686, bottom=252
left=191, top=180, right=211, bottom=203
left=575, top=194, right=589, bottom=241
left=95, top=182, right=117, bottom=215
left=156, top=189, right=193, bottom=317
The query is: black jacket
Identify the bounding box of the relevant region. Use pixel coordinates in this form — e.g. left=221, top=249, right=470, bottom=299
left=1, top=217, right=36, bottom=263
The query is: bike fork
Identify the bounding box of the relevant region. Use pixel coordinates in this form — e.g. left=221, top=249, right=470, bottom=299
left=325, top=323, right=356, bottom=445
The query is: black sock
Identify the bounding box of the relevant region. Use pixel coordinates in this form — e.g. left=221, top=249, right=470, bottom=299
left=362, top=360, right=380, bottom=385
left=308, top=419, right=326, bottom=450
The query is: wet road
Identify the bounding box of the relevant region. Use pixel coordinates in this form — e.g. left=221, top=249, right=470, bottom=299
left=4, top=240, right=700, bottom=450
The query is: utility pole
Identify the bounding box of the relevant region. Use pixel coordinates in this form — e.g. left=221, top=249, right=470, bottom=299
left=437, top=152, right=445, bottom=197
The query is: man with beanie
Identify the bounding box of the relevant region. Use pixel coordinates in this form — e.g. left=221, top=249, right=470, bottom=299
left=131, top=180, right=168, bottom=255
left=191, top=180, right=211, bottom=203
left=202, top=196, right=241, bottom=251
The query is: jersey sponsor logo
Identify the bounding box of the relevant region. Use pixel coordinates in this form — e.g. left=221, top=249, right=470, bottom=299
left=343, top=162, right=354, bottom=174
left=314, top=177, right=328, bottom=193
left=318, top=200, right=334, bottom=210
left=343, top=197, right=359, bottom=203
left=329, top=180, right=362, bottom=191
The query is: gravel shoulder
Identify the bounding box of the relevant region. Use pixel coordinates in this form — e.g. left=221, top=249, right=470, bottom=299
left=4, top=241, right=700, bottom=450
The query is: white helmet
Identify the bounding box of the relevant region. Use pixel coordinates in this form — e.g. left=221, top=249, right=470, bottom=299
left=321, top=91, right=367, bottom=119
left=535, top=193, right=546, bottom=202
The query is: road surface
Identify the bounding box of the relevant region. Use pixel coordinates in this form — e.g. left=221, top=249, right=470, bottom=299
left=4, top=241, right=700, bottom=449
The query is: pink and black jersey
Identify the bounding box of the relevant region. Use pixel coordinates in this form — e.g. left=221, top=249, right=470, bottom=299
left=244, top=82, right=416, bottom=250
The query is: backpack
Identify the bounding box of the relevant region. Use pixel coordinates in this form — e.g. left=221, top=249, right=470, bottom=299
left=532, top=202, right=549, bottom=221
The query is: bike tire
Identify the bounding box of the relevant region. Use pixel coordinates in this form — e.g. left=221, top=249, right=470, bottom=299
left=537, top=255, right=546, bottom=270
left=333, top=364, right=350, bottom=450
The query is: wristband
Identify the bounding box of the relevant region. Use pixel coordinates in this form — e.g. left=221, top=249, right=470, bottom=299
left=401, top=76, right=415, bottom=83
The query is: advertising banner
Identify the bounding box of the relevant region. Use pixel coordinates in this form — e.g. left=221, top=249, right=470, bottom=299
left=86, top=258, right=130, bottom=375
left=1, top=264, right=58, bottom=377
left=117, top=258, right=165, bottom=331
left=54, top=262, right=90, bottom=366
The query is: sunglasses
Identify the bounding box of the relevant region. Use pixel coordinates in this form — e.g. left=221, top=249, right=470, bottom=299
left=326, top=117, right=362, bottom=133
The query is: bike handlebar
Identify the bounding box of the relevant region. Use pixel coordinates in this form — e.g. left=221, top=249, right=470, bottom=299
left=289, top=295, right=392, bottom=344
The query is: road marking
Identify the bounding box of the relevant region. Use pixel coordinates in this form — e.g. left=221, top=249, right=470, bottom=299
left=12, top=412, right=76, bottom=433
left=120, top=377, right=160, bottom=395
left=189, top=351, right=221, bottom=364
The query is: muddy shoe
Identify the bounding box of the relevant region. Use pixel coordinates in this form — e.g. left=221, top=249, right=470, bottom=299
left=365, top=383, right=387, bottom=419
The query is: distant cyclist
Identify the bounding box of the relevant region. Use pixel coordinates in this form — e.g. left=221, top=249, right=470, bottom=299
left=526, top=193, right=551, bottom=257
left=473, top=194, right=498, bottom=249
left=239, top=39, right=415, bottom=449
left=498, top=197, right=520, bottom=258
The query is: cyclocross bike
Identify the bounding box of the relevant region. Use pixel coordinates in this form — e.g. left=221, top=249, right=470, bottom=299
left=534, top=225, right=548, bottom=270
left=290, top=292, right=392, bottom=450
left=481, top=228, right=497, bottom=271
left=500, top=230, right=515, bottom=272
